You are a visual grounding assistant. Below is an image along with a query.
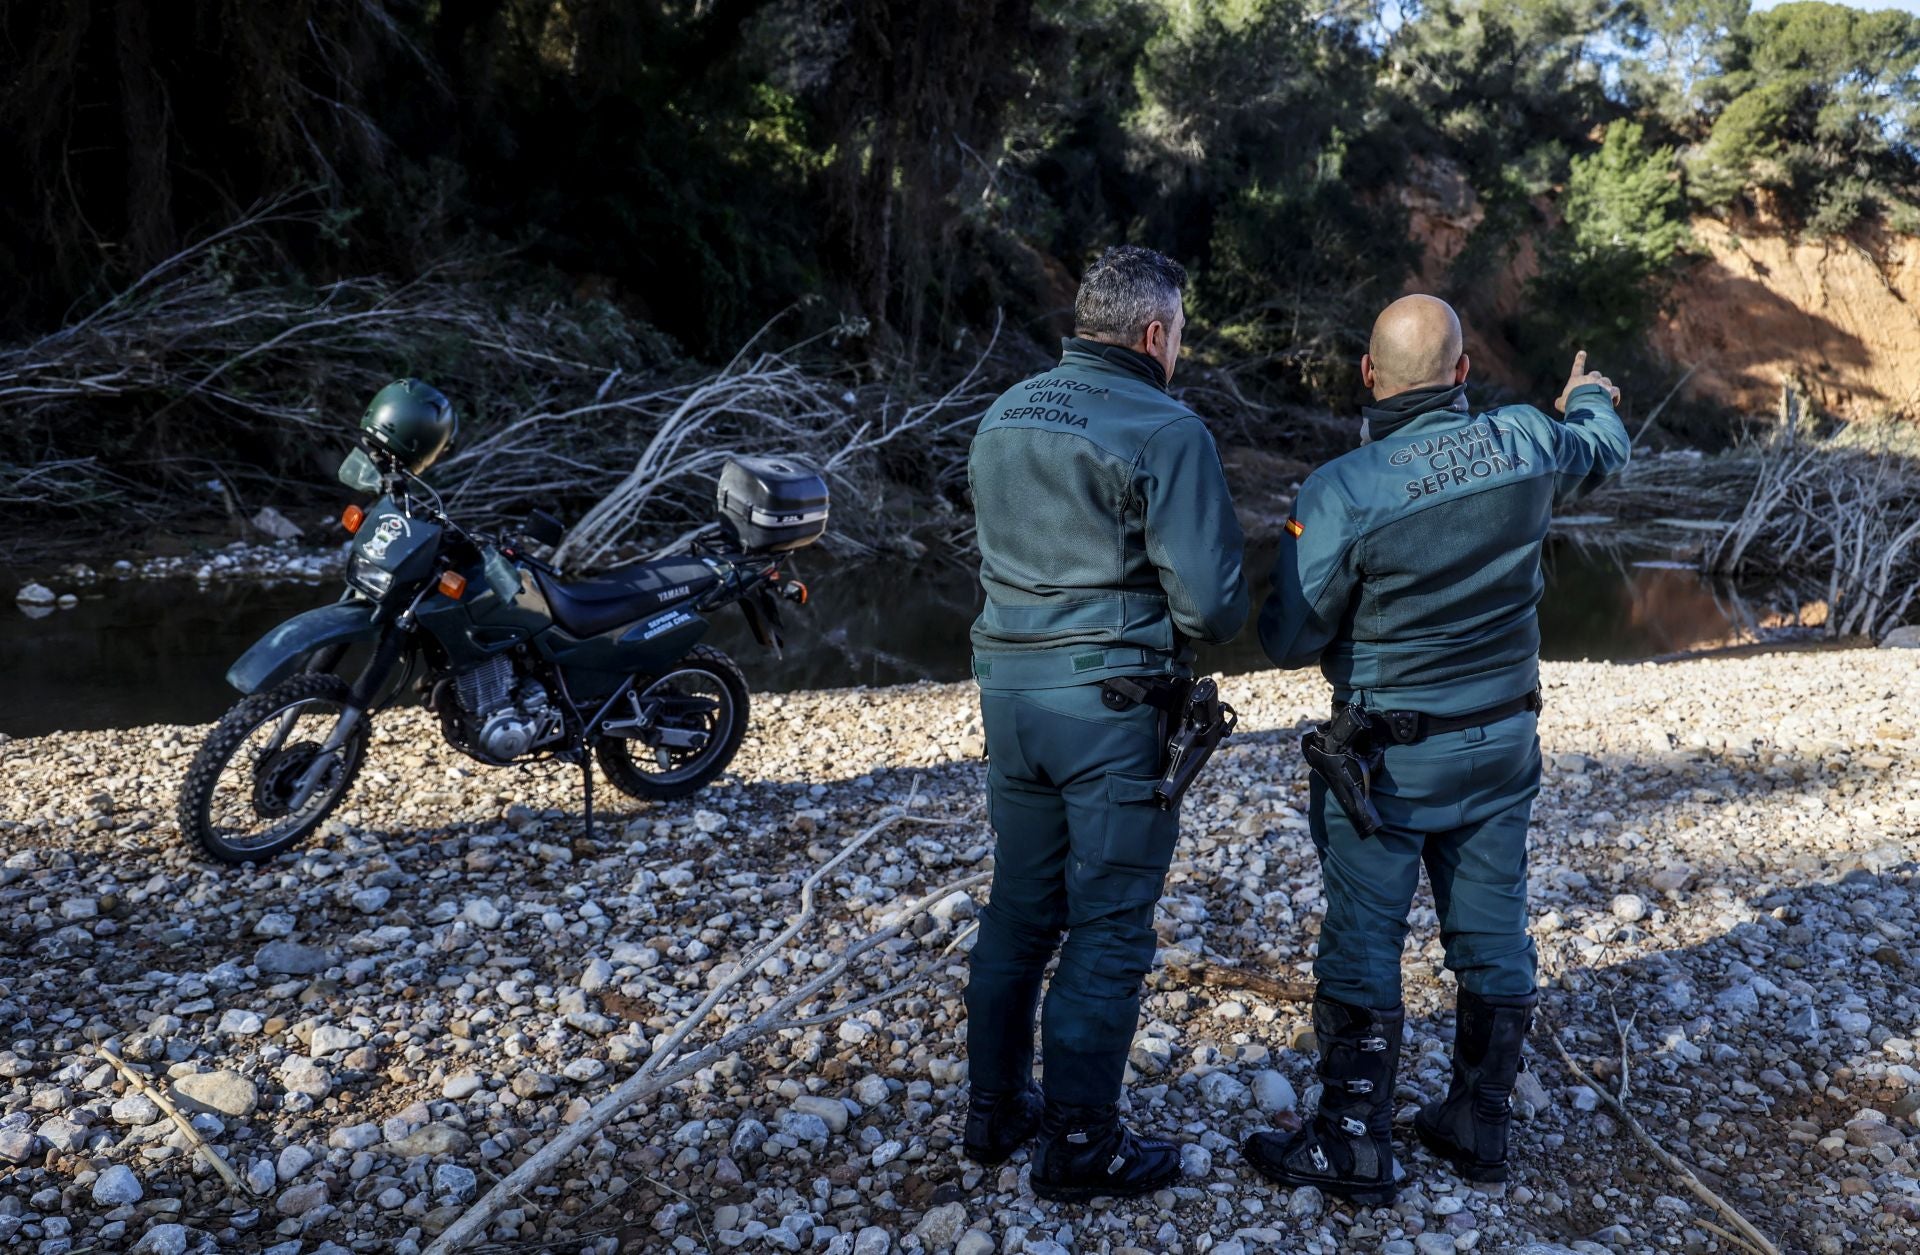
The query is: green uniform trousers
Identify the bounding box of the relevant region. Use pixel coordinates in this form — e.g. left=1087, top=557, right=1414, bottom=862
left=965, top=683, right=1178, bottom=1109
left=1311, top=710, right=1541, bottom=1009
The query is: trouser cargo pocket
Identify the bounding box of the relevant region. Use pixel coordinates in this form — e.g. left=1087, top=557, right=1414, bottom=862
left=1101, top=770, right=1176, bottom=873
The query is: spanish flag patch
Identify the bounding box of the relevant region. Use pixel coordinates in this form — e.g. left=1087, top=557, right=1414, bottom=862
left=1285, top=517, right=1305, bottom=538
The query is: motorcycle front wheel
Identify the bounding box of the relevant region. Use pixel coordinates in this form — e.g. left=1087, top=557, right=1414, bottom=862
left=596, top=646, right=750, bottom=801
left=176, top=673, right=371, bottom=863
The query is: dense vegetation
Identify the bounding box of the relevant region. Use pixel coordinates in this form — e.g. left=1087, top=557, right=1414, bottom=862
left=3, top=0, right=1917, bottom=532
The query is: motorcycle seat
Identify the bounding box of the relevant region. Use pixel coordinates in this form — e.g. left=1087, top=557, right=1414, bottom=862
left=533, top=558, right=719, bottom=638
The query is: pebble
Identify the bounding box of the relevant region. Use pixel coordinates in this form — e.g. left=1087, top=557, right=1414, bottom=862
left=131, top=1223, right=190, bottom=1255
left=276, top=1180, right=329, bottom=1217
left=790, top=1094, right=850, bottom=1133
left=90, top=1164, right=142, bottom=1205
left=433, top=1163, right=478, bottom=1203
left=443, top=1073, right=483, bottom=1099
left=912, top=1202, right=967, bottom=1249
left=1251, top=1070, right=1297, bottom=1113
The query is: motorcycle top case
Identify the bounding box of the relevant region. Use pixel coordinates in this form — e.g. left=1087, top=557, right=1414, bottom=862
left=716, top=456, right=829, bottom=552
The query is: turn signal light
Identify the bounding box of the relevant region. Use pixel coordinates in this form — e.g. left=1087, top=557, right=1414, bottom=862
left=786, top=579, right=809, bottom=605
left=437, top=571, right=468, bottom=600
left=342, top=504, right=366, bottom=534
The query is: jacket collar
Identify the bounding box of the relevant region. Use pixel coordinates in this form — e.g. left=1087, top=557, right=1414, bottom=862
left=1361, top=383, right=1469, bottom=441
left=1060, top=336, right=1168, bottom=391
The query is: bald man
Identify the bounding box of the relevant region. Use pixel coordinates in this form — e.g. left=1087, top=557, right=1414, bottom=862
left=1241, top=295, right=1629, bottom=1202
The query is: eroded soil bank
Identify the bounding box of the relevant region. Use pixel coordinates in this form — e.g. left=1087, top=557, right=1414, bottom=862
left=1, top=652, right=1916, bottom=1255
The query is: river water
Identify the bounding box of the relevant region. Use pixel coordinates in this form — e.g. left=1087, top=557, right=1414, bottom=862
left=0, top=544, right=1771, bottom=737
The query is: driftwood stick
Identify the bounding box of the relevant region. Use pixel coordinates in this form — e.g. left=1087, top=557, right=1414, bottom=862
left=1171, top=963, right=1316, bottom=1003
left=1542, top=1020, right=1781, bottom=1255
left=98, top=1045, right=253, bottom=1196
left=424, top=790, right=994, bottom=1254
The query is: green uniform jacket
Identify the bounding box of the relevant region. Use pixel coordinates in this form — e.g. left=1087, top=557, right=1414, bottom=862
left=1259, top=382, right=1629, bottom=714
left=970, top=338, right=1249, bottom=689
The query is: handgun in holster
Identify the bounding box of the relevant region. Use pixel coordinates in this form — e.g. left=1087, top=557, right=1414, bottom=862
left=1301, top=703, right=1385, bottom=838
left=1098, top=675, right=1238, bottom=811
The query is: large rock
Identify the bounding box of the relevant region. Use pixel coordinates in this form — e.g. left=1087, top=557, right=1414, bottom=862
left=15, top=583, right=56, bottom=606
left=1881, top=625, right=1920, bottom=649
left=171, top=1070, right=259, bottom=1117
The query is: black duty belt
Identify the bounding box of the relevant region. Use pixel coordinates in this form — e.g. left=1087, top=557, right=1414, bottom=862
left=1350, top=689, right=1543, bottom=746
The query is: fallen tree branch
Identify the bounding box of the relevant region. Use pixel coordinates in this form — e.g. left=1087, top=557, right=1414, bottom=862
left=97, top=1045, right=253, bottom=1197
left=1541, top=1016, right=1781, bottom=1255
left=424, top=788, right=991, bottom=1253
left=1169, top=963, right=1316, bottom=1003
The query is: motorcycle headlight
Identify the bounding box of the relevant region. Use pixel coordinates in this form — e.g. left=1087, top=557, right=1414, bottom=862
left=348, top=554, right=395, bottom=599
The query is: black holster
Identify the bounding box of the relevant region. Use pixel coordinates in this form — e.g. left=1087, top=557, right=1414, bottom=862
left=1301, top=703, right=1385, bottom=838
left=1099, top=675, right=1237, bottom=811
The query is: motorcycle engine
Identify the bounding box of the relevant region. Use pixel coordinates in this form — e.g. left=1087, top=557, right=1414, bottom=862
left=453, top=656, right=564, bottom=761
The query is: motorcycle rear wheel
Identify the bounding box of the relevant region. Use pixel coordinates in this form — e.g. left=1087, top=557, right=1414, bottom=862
left=177, top=673, right=370, bottom=864
left=596, top=646, right=750, bottom=801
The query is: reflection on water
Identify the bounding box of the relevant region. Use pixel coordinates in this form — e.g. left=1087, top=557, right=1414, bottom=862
left=0, top=543, right=1785, bottom=736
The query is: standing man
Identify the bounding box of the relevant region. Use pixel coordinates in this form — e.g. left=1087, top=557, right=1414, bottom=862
left=1242, top=295, right=1629, bottom=1203
left=962, top=245, right=1248, bottom=1201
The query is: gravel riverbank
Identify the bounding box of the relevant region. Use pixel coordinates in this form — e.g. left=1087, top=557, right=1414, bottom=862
left=1, top=652, right=1916, bottom=1255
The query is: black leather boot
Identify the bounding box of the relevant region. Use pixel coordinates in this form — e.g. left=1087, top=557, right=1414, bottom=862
left=1415, top=988, right=1537, bottom=1182
left=1244, top=994, right=1403, bottom=1206
left=962, top=1081, right=1045, bottom=1165
left=1030, top=1101, right=1182, bottom=1202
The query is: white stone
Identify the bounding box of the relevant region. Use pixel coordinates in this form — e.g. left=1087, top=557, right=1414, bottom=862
left=1610, top=893, right=1649, bottom=923
left=217, top=1009, right=264, bottom=1036
left=131, top=1223, right=190, bottom=1255
left=463, top=899, right=504, bottom=930
left=912, top=1202, right=967, bottom=1250
left=562, top=1058, right=606, bottom=1083
left=309, top=1025, right=362, bottom=1056
left=1251, top=1070, right=1297, bottom=1114
left=91, top=1164, right=143, bottom=1205
left=253, top=912, right=296, bottom=937
left=350, top=886, right=391, bottom=913
left=790, top=1094, right=850, bottom=1133
left=111, top=1093, right=160, bottom=1126
left=15, top=583, right=55, bottom=606
left=433, top=1163, right=478, bottom=1203
left=442, top=1073, right=483, bottom=1100
left=276, top=1143, right=317, bottom=1180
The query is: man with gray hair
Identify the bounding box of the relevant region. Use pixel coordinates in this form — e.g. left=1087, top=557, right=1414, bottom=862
left=960, top=244, right=1248, bottom=1201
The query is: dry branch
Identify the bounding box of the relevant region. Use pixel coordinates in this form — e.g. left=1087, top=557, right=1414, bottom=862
left=423, top=787, right=992, bottom=1253
left=1169, top=963, right=1315, bottom=1003
left=97, top=1045, right=254, bottom=1197
left=1541, top=1016, right=1781, bottom=1255
left=1, top=212, right=1002, bottom=557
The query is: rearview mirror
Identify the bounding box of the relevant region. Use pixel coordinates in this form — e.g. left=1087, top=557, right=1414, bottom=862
left=338, top=448, right=383, bottom=493
left=525, top=509, right=566, bottom=548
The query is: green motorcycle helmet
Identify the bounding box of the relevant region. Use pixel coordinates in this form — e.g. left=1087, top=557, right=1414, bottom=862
left=361, top=379, right=457, bottom=474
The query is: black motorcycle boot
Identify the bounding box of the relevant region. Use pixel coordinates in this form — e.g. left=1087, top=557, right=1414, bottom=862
left=1030, top=1101, right=1182, bottom=1202
left=1415, top=988, right=1537, bottom=1182
left=1244, top=994, right=1403, bottom=1206
left=962, top=1081, right=1045, bottom=1165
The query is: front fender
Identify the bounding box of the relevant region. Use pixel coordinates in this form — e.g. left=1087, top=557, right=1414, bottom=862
left=227, top=602, right=382, bottom=695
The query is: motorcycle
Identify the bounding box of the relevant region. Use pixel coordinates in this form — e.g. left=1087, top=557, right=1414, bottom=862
left=176, top=417, right=828, bottom=863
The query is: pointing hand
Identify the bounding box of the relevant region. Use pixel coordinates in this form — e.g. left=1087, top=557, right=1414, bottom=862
left=1555, top=350, right=1621, bottom=413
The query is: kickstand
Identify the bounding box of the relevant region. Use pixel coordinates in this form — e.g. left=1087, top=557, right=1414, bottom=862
left=580, top=754, right=595, bottom=844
